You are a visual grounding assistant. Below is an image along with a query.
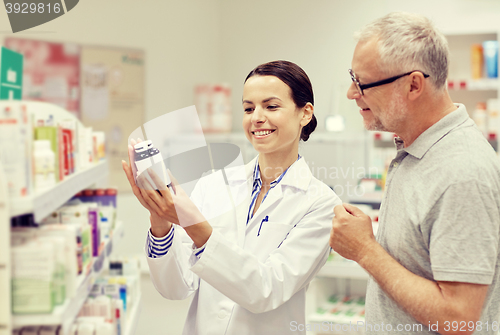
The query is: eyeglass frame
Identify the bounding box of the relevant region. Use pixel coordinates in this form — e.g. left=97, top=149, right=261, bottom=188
left=349, top=69, right=430, bottom=96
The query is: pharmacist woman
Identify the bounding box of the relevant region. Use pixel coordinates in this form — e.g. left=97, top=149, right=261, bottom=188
left=122, top=60, right=341, bottom=335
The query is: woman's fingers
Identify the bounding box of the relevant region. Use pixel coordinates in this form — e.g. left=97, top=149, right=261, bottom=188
left=127, top=144, right=138, bottom=180
left=167, top=169, right=181, bottom=195
left=126, top=138, right=178, bottom=224
left=137, top=176, right=163, bottom=215
left=136, top=171, right=154, bottom=190
left=137, top=169, right=176, bottom=219
left=121, top=160, right=151, bottom=209
left=148, top=167, right=170, bottom=199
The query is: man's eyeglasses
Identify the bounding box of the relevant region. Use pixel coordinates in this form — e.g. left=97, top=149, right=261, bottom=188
left=349, top=69, right=430, bottom=96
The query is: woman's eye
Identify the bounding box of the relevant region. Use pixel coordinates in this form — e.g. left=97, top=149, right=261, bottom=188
left=267, top=105, right=278, bottom=110
left=244, top=107, right=254, bottom=113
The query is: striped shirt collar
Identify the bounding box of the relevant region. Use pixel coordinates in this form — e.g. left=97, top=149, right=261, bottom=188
left=252, top=154, right=301, bottom=187
left=246, top=154, right=301, bottom=224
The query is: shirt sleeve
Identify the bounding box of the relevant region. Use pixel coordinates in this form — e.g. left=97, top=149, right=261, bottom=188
left=192, top=242, right=206, bottom=259
left=146, top=225, right=175, bottom=258
left=428, top=180, right=500, bottom=284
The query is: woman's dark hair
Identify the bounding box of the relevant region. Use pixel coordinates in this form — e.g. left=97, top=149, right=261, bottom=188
left=245, top=60, right=317, bottom=141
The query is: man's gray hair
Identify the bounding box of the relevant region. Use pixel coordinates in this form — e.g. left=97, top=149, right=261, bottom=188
left=355, top=12, right=449, bottom=90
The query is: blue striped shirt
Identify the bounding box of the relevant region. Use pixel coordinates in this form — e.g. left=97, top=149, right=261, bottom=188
left=146, top=155, right=299, bottom=258
left=147, top=225, right=175, bottom=258
left=246, top=155, right=299, bottom=224
left=147, top=225, right=206, bottom=259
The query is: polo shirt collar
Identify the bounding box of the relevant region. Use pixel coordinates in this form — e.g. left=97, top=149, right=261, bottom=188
left=396, top=103, right=470, bottom=159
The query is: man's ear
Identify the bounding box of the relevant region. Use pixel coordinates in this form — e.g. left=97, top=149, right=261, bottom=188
left=407, top=72, right=425, bottom=101
left=301, top=102, right=314, bottom=127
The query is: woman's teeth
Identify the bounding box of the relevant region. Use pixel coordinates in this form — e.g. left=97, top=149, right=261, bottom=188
left=254, top=130, right=273, bottom=136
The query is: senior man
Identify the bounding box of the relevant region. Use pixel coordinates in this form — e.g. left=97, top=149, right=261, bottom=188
left=330, top=12, right=500, bottom=335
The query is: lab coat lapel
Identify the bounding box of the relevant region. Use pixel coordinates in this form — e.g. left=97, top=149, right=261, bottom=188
left=225, top=156, right=256, bottom=247
left=247, top=185, right=283, bottom=228
left=246, top=156, right=310, bottom=228
left=231, top=182, right=251, bottom=246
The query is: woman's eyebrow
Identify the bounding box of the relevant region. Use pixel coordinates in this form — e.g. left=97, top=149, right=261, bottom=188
left=262, top=97, right=282, bottom=103
left=242, top=96, right=282, bottom=104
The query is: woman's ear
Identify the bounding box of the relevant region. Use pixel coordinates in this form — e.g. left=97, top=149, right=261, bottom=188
left=300, top=103, right=314, bottom=127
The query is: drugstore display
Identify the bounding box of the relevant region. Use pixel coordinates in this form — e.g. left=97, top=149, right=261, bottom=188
left=306, top=207, right=378, bottom=335
left=446, top=32, right=500, bottom=152
left=0, top=101, right=140, bottom=335
left=72, top=257, right=141, bottom=335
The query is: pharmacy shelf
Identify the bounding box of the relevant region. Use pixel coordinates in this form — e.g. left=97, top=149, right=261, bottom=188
left=0, top=163, right=11, bottom=335
left=12, top=221, right=123, bottom=335
left=307, top=313, right=365, bottom=326
left=124, top=294, right=142, bottom=335
left=348, top=193, right=383, bottom=210
left=317, top=261, right=369, bottom=280
left=12, top=269, right=94, bottom=334
left=106, top=220, right=124, bottom=259
left=448, top=78, right=499, bottom=91
left=10, top=161, right=108, bottom=222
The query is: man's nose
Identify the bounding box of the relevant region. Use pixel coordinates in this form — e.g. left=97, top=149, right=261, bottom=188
left=347, top=81, right=361, bottom=100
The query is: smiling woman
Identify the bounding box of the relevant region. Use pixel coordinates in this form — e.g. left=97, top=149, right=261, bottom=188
left=122, top=60, right=342, bottom=335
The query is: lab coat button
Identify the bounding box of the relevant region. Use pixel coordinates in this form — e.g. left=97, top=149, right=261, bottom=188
left=218, top=310, right=227, bottom=319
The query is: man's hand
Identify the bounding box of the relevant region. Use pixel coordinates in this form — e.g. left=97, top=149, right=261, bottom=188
left=330, top=203, right=376, bottom=263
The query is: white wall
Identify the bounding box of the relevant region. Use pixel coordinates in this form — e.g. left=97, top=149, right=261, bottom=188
left=0, top=0, right=224, bottom=119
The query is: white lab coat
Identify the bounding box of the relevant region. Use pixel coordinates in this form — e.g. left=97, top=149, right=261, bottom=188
left=146, top=156, right=341, bottom=335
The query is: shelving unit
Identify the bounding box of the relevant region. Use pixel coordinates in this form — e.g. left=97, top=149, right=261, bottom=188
left=12, top=271, right=94, bottom=333
left=11, top=221, right=124, bottom=334
left=10, top=160, right=108, bottom=222
left=307, top=259, right=369, bottom=335
left=317, top=261, right=368, bottom=280
left=1, top=159, right=109, bottom=335
left=0, top=165, right=11, bottom=335
left=0, top=99, right=143, bottom=335
left=448, top=78, right=499, bottom=91
left=1, top=153, right=137, bottom=335
left=446, top=31, right=500, bottom=117
left=0, top=161, right=95, bottom=333
left=123, top=293, right=141, bottom=335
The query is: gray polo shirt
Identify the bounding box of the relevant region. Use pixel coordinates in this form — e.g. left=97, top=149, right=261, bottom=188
left=365, top=104, right=500, bottom=334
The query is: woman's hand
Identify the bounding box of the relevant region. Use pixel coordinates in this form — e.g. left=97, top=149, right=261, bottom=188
left=121, top=138, right=207, bottom=229
left=122, top=138, right=173, bottom=237
left=139, top=167, right=208, bottom=228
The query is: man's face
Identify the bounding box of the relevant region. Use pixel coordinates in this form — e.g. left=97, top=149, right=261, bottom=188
left=347, top=37, right=409, bottom=133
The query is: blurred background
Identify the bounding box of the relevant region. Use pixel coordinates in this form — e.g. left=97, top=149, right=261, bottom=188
left=1, top=1, right=500, bottom=334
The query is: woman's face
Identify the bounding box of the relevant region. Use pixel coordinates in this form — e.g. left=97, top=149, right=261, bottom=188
left=242, top=75, right=306, bottom=157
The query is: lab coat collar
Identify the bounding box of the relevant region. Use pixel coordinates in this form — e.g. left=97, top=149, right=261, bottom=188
left=278, top=156, right=312, bottom=191
left=225, top=155, right=311, bottom=191
left=222, top=155, right=311, bottom=244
